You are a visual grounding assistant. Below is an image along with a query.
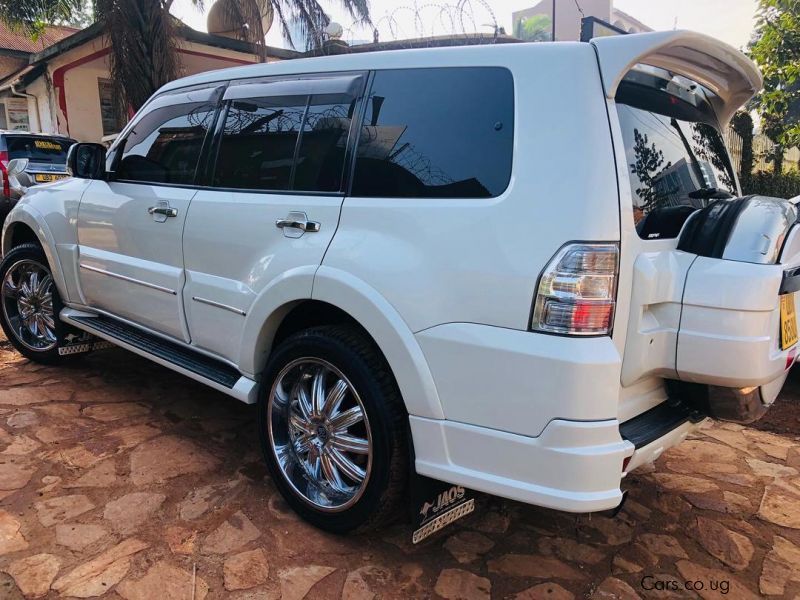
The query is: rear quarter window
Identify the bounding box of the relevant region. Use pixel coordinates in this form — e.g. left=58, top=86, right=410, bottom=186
left=352, top=67, right=514, bottom=198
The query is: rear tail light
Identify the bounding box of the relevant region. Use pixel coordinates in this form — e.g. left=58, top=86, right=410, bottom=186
left=0, top=151, right=8, bottom=198
left=531, top=243, right=619, bottom=335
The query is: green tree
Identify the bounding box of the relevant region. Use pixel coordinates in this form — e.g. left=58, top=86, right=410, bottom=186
left=514, top=14, right=552, bottom=42
left=0, top=0, right=370, bottom=114
left=749, top=0, right=800, bottom=171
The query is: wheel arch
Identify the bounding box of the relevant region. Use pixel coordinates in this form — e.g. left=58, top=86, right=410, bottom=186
left=2, top=208, right=69, bottom=301
left=240, top=266, right=444, bottom=420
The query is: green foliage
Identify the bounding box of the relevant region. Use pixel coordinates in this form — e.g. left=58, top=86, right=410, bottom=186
left=59, top=0, right=95, bottom=28
left=515, top=14, right=552, bottom=42
left=749, top=0, right=800, bottom=148
left=0, top=0, right=371, bottom=114
left=744, top=169, right=800, bottom=197
left=0, top=0, right=85, bottom=36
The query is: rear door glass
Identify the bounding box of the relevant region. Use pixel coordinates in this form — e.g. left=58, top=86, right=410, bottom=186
left=615, top=67, right=737, bottom=239
left=213, top=95, right=307, bottom=191
left=7, top=136, right=74, bottom=164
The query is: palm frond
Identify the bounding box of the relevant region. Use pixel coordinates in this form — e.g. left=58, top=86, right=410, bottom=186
left=95, top=0, right=179, bottom=112
left=0, top=0, right=85, bottom=36
left=273, top=0, right=370, bottom=49
left=212, top=0, right=371, bottom=57
left=209, top=0, right=269, bottom=60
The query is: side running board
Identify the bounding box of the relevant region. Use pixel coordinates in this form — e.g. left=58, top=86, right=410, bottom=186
left=60, top=309, right=257, bottom=404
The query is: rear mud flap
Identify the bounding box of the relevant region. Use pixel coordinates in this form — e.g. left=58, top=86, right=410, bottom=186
left=409, top=472, right=476, bottom=544
left=408, top=442, right=476, bottom=544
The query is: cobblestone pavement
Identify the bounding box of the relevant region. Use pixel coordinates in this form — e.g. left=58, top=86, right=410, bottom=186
left=0, top=334, right=799, bottom=600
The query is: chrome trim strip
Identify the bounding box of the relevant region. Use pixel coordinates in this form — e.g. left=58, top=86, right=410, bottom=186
left=79, top=263, right=177, bottom=295
left=192, top=296, right=247, bottom=316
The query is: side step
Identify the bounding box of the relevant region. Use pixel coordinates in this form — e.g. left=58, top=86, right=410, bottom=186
left=619, top=398, right=706, bottom=449
left=60, top=309, right=257, bottom=404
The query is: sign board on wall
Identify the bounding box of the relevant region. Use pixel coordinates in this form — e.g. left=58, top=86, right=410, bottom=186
left=5, top=98, right=29, bottom=131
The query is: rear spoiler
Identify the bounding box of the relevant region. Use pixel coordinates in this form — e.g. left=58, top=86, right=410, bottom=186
left=591, top=30, right=763, bottom=126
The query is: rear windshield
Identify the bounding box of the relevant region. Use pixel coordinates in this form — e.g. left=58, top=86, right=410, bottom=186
left=615, top=67, right=737, bottom=240
left=6, top=136, right=74, bottom=164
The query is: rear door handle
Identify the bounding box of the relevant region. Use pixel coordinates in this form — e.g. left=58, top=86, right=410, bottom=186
left=276, top=211, right=320, bottom=237
left=148, top=206, right=178, bottom=218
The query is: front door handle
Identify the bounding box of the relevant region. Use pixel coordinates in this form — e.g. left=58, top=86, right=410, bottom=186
left=148, top=206, right=178, bottom=218
left=276, top=211, right=320, bottom=238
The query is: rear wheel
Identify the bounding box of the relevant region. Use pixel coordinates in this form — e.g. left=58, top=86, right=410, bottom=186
left=258, top=325, right=407, bottom=533
left=0, top=243, right=68, bottom=364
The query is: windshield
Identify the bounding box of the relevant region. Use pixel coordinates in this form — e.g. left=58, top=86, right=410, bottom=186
left=615, top=67, right=738, bottom=239
left=6, top=136, right=74, bottom=165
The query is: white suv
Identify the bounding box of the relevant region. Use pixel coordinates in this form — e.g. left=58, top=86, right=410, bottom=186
left=1, top=31, right=796, bottom=533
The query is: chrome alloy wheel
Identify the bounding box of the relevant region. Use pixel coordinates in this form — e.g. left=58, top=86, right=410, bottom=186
left=1, top=259, right=57, bottom=352
left=267, top=358, right=373, bottom=512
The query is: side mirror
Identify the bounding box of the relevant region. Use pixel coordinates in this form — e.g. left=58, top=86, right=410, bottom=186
left=67, top=143, right=106, bottom=180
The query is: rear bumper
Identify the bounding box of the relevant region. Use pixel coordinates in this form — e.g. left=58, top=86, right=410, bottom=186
left=410, top=398, right=706, bottom=513
left=410, top=415, right=633, bottom=513
left=619, top=398, right=706, bottom=472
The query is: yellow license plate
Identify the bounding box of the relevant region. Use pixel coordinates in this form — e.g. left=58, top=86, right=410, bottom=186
left=780, top=293, right=798, bottom=350
left=34, top=174, right=67, bottom=183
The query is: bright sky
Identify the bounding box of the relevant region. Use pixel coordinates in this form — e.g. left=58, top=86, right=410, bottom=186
left=171, top=0, right=759, bottom=51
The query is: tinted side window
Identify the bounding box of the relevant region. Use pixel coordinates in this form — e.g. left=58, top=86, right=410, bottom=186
left=117, top=101, right=215, bottom=184
left=293, top=93, right=355, bottom=192
left=352, top=67, right=514, bottom=198
left=214, top=95, right=307, bottom=191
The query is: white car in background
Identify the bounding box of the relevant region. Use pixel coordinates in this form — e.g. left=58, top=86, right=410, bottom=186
left=1, top=30, right=796, bottom=534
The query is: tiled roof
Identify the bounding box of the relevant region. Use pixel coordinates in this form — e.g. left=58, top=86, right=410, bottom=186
left=0, top=22, right=79, bottom=54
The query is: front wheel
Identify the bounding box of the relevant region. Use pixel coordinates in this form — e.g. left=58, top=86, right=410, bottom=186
left=0, top=243, right=68, bottom=364
left=258, top=325, right=408, bottom=533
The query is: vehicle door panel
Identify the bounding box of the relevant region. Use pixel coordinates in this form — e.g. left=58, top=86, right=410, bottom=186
left=76, top=87, right=221, bottom=342
left=77, top=181, right=195, bottom=340
left=182, top=75, right=364, bottom=363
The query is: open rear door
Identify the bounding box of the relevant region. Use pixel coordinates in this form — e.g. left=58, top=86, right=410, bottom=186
left=592, top=30, right=762, bottom=126
left=596, top=31, right=799, bottom=425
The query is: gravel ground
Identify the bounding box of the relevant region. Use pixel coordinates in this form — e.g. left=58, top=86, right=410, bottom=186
left=0, top=333, right=799, bottom=599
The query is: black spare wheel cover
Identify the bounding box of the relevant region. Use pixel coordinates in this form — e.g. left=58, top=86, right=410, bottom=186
left=677, top=196, right=751, bottom=259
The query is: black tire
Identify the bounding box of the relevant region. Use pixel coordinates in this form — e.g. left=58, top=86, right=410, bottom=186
left=258, top=325, right=408, bottom=533
left=0, top=243, right=69, bottom=364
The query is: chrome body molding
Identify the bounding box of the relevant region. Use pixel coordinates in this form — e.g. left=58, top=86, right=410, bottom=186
left=79, top=263, right=177, bottom=295
left=192, top=296, right=247, bottom=316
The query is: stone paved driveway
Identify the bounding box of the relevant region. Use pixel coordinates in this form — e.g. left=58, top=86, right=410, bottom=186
left=0, top=334, right=799, bottom=600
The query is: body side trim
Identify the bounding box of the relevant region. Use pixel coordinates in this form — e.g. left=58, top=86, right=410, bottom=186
left=79, top=263, right=177, bottom=295
left=192, top=295, right=247, bottom=316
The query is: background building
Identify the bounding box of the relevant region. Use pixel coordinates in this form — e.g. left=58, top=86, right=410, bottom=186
left=0, top=23, right=78, bottom=130
left=0, top=21, right=299, bottom=142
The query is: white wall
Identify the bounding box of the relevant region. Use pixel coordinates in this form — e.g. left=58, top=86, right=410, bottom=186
left=25, top=76, right=55, bottom=134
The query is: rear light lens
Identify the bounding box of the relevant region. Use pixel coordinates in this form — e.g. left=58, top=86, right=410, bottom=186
left=531, top=243, right=619, bottom=335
